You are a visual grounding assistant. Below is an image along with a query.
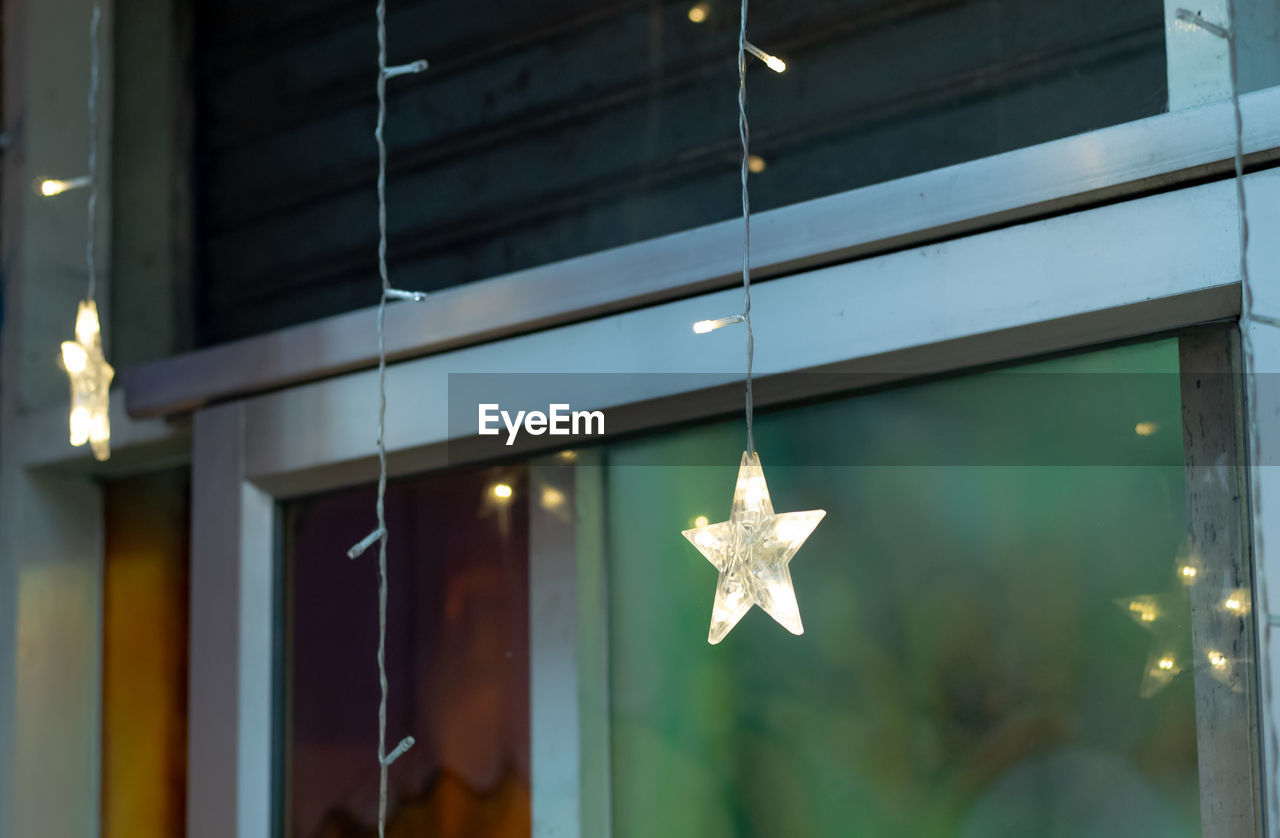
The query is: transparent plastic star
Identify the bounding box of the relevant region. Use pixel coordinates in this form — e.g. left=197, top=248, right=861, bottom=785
left=683, top=451, right=825, bottom=644
left=59, top=299, right=113, bottom=461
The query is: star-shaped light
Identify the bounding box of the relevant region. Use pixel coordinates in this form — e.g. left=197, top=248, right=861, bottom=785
left=59, top=299, right=113, bottom=461
left=682, top=451, right=825, bottom=644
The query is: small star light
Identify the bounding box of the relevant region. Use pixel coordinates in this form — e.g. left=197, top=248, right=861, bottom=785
left=683, top=452, right=825, bottom=644
left=59, top=299, right=113, bottom=461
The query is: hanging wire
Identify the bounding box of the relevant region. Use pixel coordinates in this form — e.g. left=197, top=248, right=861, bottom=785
left=346, top=1, right=429, bottom=834
left=738, top=0, right=755, bottom=455
left=86, top=1, right=100, bottom=302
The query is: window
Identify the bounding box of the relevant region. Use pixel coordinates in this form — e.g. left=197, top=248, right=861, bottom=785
left=284, top=467, right=531, bottom=837
left=276, top=334, right=1258, bottom=836
left=193, top=0, right=1167, bottom=343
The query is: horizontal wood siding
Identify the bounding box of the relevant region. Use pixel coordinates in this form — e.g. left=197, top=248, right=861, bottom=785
left=193, top=0, right=1166, bottom=344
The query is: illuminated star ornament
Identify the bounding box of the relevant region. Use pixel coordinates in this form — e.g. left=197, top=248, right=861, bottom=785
left=683, top=452, right=825, bottom=644
left=59, top=299, right=113, bottom=461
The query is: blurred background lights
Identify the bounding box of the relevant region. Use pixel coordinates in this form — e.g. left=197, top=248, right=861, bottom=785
left=747, top=154, right=766, bottom=173
left=491, top=483, right=513, bottom=501
left=693, top=515, right=709, bottom=528
left=1180, top=564, right=1197, bottom=579
left=540, top=485, right=566, bottom=511
left=687, top=2, right=710, bottom=23
left=1157, top=656, right=1175, bottom=670
left=1134, top=421, right=1159, bottom=436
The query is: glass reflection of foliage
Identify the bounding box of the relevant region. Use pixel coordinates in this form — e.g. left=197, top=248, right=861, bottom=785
left=603, top=340, right=1200, bottom=837
left=286, top=467, right=531, bottom=838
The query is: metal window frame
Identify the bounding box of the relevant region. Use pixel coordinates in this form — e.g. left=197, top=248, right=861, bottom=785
left=178, top=150, right=1280, bottom=837
left=120, top=86, right=1280, bottom=422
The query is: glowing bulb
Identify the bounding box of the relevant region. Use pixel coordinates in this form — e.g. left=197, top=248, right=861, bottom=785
left=1134, top=421, right=1159, bottom=436
left=61, top=341, right=88, bottom=374
left=60, top=299, right=113, bottom=461
left=742, top=475, right=767, bottom=507
left=75, top=302, right=101, bottom=344
left=1158, top=656, right=1175, bottom=670
left=1225, top=597, right=1242, bottom=611
left=492, top=483, right=513, bottom=500
left=693, top=314, right=745, bottom=334
left=687, top=2, right=709, bottom=22
left=694, top=515, right=709, bottom=528
left=1180, top=565, right=1197, bottom=579
left=69, top=406, right=91, bottom=446
left=36, top=176, right=90, bottom=197
left=557, top=449, right=578, bottom=462
left=682, top=451, right=825, bottom=643
left=747, top=154, right=766, bottom=173
left=1127, top=600, right=1158, bottom=622
left=1209, top=651, right=1228, bottom=667
left=744, top=42, right=787, bottom=73
left=540, top=486, right=566, bottom=511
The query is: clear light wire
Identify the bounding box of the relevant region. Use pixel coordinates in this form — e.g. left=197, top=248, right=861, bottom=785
left=738, top=0, right=755, bottom=455
left=345, top=0, right=422, bottom=833
left=86, top=1, right=100, bottom=301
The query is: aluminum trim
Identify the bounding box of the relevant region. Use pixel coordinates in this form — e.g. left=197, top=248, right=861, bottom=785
left=125, top=86, right=1280, bottom=419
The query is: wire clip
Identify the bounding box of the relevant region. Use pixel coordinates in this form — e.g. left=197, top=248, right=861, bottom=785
left=348, top=526, right=385, bottom=559
left=384, top=59, right=429, bottom=79
left=381, top=736, right=415, bottom=766
left=1175, top=8, right=1230, bottom=39
left=385, top=288, right=429, bottom=302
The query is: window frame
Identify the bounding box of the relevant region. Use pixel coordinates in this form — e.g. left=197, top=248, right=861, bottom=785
left=177, top=160, right=1280, bottom=837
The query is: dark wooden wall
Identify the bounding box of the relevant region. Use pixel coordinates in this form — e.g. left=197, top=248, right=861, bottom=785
left=193, top=0, right=1167, bottom=345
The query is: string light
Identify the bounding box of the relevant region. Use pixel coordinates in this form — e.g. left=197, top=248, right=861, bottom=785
left=344, top=2, right=429, bottom=835
left=36, top=176, right=91, bottom=196
left=49, top=2, right=111, bottom=459
left=744, top=41, right=786, bottom=73
left=492, top=482, right=514, bottom=501
left=682, top=0, right=824, bottom=644
left=687, top=2, right=710, bottom=23
left=693, top=314, right=745, bottom=334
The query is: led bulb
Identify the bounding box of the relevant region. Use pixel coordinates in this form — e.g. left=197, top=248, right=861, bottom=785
left=60, top=299, right=113, bottom=461
left=492, top=483, right=513, bottom=500
left=540, top=485, right=565, bottom=511
left=744, top=42, right=787, bottom=73
left=693, top=314, right=745, bottom=334
left=682, top=451, right=825, bottom=643
left=75, top=302, right=101, bottom=343
left=35, top=176, right=91, bottom=197
left=69, top=406, right=91, bottom=446
left=61, top=341, right=88, bottom=374
left=687, top=2, right=709, bottom=22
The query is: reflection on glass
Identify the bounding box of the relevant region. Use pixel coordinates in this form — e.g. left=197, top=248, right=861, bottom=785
left=196, top=0, right=1169, bottom=341
left=285, top=468, right=530, bottom=838
left=602, top=339, right=1202, bottom=837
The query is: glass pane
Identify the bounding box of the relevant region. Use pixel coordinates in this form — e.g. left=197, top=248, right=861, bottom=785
left=601, top=338, right=1202, bottom=837
left=195, top=0, right=1166, bottom=342
left=284, top=466, right=531, bottom=838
